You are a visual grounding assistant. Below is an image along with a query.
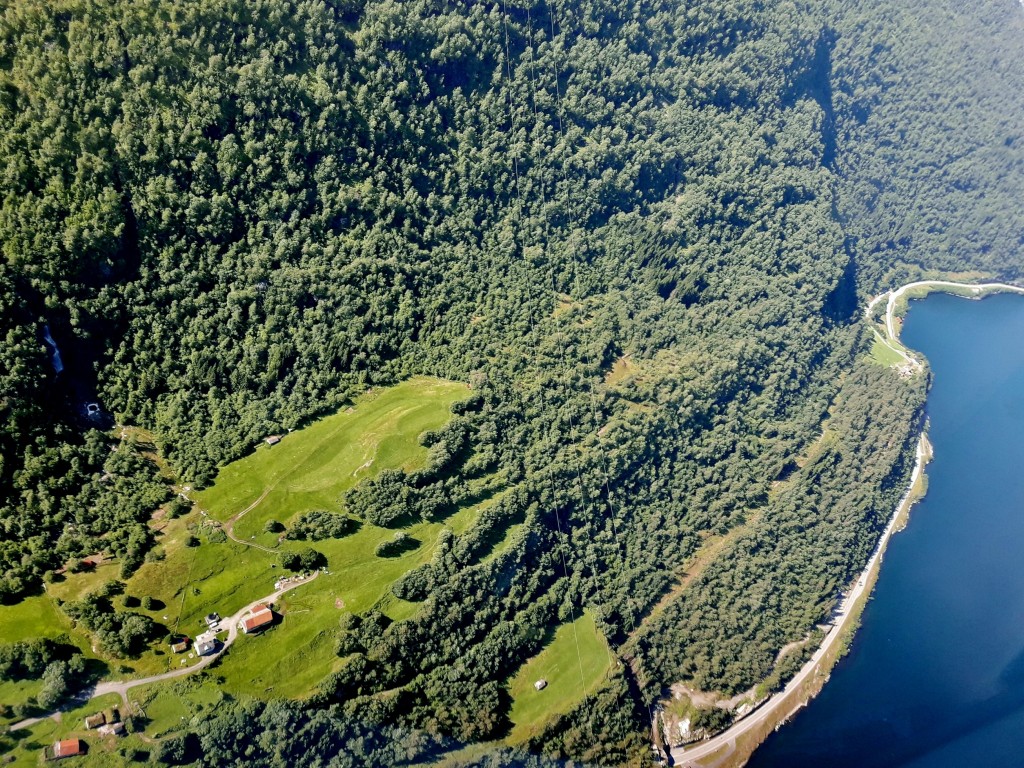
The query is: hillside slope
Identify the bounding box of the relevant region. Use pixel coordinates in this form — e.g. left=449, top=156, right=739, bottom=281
left=0, top=0, right=1020, bottom=764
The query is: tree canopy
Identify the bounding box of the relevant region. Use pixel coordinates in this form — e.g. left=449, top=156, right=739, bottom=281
left=1, top=0, right=1021, bottom=764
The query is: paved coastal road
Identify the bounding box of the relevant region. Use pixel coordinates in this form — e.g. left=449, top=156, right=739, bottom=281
left=669, top=281, right=1024, bottom=766
left=865, top=281, right=1024, bottom=374
left=669, top=435, right=926, bottom=766
left=883, top=281, right=1024, bottom=346
left=10, top=573, right=317, bottom=729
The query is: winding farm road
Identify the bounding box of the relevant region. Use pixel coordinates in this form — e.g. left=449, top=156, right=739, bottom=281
left=188, top=485, right=278, bottom=553
left=222, top=487, right=278, bottom=552
left=10, top=573, right=317, bottom=730
left=670, top=437, right=926, bottom=767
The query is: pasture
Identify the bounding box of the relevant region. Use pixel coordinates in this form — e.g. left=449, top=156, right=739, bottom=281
left=506, top=611, right=614, bottom=743
left=0, top=377, right=478, bottom=719
left=127, top=376, right=475, bottom=698
left=197, top=376, right=468, bottom=534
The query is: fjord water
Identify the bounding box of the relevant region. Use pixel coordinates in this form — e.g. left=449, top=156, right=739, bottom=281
left=748, top=292, right=1024, bottom=768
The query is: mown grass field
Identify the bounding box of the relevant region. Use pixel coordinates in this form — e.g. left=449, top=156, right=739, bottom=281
left=506, top=611, right=614, bottom=744
left=126, top=376, right=476, bottom=699
left=0, top=594, right=104, bottom=726
left=133, top=677, right=228, bottom=737
left=1, top=376, right=488, bottom=721
left=127, top=519, right=278, bottom=655
left=0, top=373, right=523, bottom=744
left=125, top=376, right=466, bottom=622
left=0, top=594, right=74, bottom=645
left=155, top=376, right=483, bottom=700
left=210, top=492, right=500, bottom=699
left=869, top=335, right=907, bottom=367
left=198, top=377, right=468, bottom=534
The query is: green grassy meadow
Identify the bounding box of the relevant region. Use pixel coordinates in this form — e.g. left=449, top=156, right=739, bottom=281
left=506, top=611, right=614, bottom=744
left=197, top=377, right=468, bottom=534
left=869, top=335, right=907, bottom=367
left=209, top=492, right=499, bottom=698
left=133, top=677, right=228, bottom=737
left=0, top=376, right=485, bottom=718
left=167, top=376, right=476, bottom=698
left=0, top=595, right=106, bottom=726
left=0, top=594, right=74, bottom=645
left=1, top=693, right=127, bottom=768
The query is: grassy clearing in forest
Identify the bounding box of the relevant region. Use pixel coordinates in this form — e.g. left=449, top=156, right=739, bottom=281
left=0, top=594, right=74, bottom=645
left=869, top=335, right=907, bottom=367
left=506, top=611, right=614, bottom=744
left=127, top=377, right=474, bottom=698
left=125, top=378, right=464, bottom=691
left=212, top=490, right=509, bottom=698
left=604, top=355, right=634, bottom=385
left=197, top=376, right=467, bottom=533
left=1, top=377, right=483, bottom=713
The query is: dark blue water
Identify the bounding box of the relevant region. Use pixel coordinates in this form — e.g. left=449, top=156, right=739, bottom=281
left=749, top=292, right=1024, bottom=768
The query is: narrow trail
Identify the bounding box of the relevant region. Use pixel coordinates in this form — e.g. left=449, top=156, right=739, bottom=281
left=223, top=487, right=277, bottom=552
left=227, top=487, right=273, bottom=528
left=9, top=573, right=318, bottom=728
left=189, top=485, right=277, bottom=554
left=623, top=510, right=764, bottom=657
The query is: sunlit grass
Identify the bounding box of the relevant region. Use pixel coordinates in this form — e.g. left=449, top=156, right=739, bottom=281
left=506, top=611, right=613, bottom=744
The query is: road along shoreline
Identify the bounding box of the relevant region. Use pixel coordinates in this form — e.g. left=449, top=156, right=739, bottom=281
left=865, top=281, right=1024, bottom=375
left=666, top=280, right=1019, bottom=766
left=667, top=280, right=1024, bottom=767
left=884, top=281, right=1024, bottom=342
left=669, top=436, right=928, bottom=767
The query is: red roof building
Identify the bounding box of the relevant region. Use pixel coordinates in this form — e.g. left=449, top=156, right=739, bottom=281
left=53, top=738, right=85, bottom=759
left=240, top=605, right=274, bottom=634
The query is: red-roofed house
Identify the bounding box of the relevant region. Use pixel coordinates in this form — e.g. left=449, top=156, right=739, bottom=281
left=52, top=738, right=85, bottom=759
left=240, top=604, right=274, bottom=634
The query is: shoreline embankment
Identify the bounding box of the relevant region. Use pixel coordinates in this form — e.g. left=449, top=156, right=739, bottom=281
left=667, top=279, right=1024, bottom=767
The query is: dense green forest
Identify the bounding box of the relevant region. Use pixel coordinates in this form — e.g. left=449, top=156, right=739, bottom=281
left=1, top=0, right=1022, bottom=764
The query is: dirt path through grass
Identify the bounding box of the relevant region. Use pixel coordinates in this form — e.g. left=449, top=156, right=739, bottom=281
left=187, top=484, right=277, bottom=553
left=221, top=486, right=276, bottom=552
left=10, top=573, right=318, bottom=727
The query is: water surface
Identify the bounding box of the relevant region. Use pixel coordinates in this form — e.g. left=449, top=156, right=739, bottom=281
left=749, top=292, right=1024, bottom=768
